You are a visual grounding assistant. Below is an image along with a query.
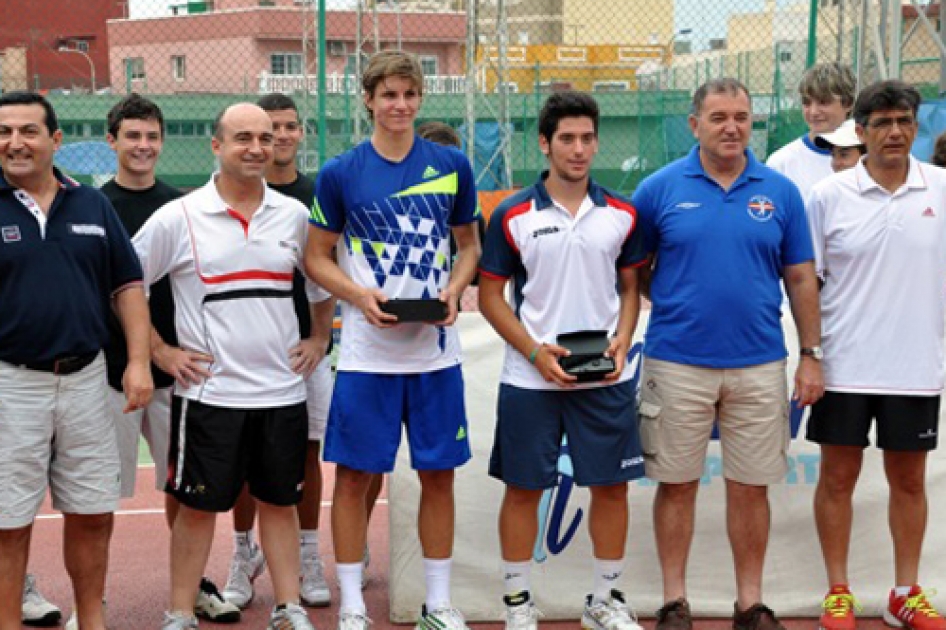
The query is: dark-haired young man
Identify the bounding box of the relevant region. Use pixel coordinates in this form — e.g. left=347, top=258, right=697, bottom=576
left=479, top=90, right=646, bottom=630
left=98, top=93, right=239, bottom=626
left=806, top=80, right=946, bottom=630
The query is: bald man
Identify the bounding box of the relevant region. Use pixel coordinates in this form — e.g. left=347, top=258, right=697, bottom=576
left=133, top=103, right=323, bottom=630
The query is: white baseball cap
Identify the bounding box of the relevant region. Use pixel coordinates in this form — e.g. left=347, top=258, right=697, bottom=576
left=815, top=119, right=863, bottom=149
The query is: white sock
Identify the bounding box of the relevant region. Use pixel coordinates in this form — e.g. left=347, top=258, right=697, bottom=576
left=502, top=560, right=532, bottom=597
left=424, top=557, right=453, bottom=611
left=894, top=586, right=913, bottom=597
left=300, top=529, right=319, bottom=548
left=234, top=530, right=254, bottom=552
left=337, top=563, right=366, bottom=613
left=593, top=558, right=624, bottom=602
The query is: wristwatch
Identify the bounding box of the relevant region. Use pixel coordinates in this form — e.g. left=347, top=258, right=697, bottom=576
left=800, top=346, right=824, bottom=361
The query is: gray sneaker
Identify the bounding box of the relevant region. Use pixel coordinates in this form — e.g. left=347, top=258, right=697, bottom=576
left=161, top=611, right=199, bottom=630
left=301, top=548, right=331, bottom=608
left=22, top=574, right=62, bottom=627
left=268, top=603, right=315, bottom=630
left=223, top=544, right=266, bottom=609
left=582, top=590, right=644, bottom=630
left=339, top=610, right=372, bottom=630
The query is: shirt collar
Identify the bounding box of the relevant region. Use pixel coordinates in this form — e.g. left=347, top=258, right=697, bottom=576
left=533, top=170, right=607, bottom=211
left=198, top=173, right=279, bottom=214
left=681, top=145, right=766, bottom=184
left=802, top=134, right=832, bottom=156
left=0, top=167, right=80, bottom=192
left=854, top=155, right=927, bottom=194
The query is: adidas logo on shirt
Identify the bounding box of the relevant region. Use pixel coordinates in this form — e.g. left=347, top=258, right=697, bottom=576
left=423, top=166, right=440, bottom=179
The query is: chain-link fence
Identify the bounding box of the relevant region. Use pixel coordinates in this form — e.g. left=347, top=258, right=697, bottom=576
left=2, top=0, right=944, bottom=192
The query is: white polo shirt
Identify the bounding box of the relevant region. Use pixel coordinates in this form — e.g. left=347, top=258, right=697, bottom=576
left=767, top=135, right=834, bottom=203
left=133, top=176, right=329, bottom=408
left=808, top=156, right=946, bottom=395
left=479, top=175, right=646, bottom=390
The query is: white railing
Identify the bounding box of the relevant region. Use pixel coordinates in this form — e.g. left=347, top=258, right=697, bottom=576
left=258, top=72, right=467, bottom=95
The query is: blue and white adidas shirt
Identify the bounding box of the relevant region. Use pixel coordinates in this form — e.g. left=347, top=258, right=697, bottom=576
left=480, top=173, right=646, bottom=390
left=311, top=136, right=478, bottom=374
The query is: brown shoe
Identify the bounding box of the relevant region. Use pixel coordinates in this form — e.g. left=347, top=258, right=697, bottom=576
left=732, top=603, right=786, bottom=630
left=656, top=598, right=693, bottom=630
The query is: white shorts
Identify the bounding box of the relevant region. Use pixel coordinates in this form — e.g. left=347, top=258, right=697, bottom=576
left=306, top=359, right=333, bottom=442
left=0, top=354, right=120, bottom=529
left=109, top=385, right=172, bottom=498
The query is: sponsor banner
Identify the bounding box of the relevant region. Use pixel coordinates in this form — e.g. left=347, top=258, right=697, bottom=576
left=389, top=313, right=946, bottom=621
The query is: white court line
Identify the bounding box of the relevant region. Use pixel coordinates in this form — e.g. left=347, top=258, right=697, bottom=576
left=36, top=498, right=389, bottom=521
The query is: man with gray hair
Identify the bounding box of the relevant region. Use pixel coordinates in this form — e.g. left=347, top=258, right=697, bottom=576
left=632, top=78, right=824, bottom=630
left=133, top=102, right=325, bottom=630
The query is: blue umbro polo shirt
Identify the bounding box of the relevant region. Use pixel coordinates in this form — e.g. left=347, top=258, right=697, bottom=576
left=632, top=146, right=813, bottom=368
left=0, top=168, right=143, bottom=364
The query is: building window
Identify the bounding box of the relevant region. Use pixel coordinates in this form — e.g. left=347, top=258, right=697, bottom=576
left=420, top=56, right=438, bottom=77
left=779, top=49, right=793, bottom=63
left=75, top=40, right=89, bottom=52
left=172, top=55, right=186, bottom=81
left=271, top=53, right=302, bottom=76
left=592, top=80, right=630, bottom=92
left=125, top=57, right=145, bottom=81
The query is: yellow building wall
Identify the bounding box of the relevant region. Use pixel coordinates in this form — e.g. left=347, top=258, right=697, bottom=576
left=563, top=0, right=673, bottom=46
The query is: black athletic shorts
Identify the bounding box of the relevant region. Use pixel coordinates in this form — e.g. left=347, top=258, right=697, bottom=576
left=806, top=391, right=940, bottom=451
left=166, top=396, right=308, bottom=511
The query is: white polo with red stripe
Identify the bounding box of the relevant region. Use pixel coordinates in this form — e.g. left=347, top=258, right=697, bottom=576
left=479, top=174, right=646, bottom=390
left=133, top=176, right=328, bottom=407
left=808, top=156, right=946, bottom=395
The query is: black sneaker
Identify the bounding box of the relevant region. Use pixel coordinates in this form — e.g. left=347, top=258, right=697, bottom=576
left=195, top=577, right=241, bottom=623
left=656, top=598, right=693, bottom=630
left=733, top=603, right=786, bottom=630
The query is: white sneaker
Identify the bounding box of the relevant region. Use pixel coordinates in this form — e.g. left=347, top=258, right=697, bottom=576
left=195, top=577, right=241, bottom=623
left=503, top=592, right=540, bottom=630
left=223, top=544, right=266, bottom=609
left=416, top=605, right=470, bottom=630
left=300, top=548, right=331, bottom=608
left=268, top=602, right=315, bottom=629
left=582, top=591, right=643, bottom=630
left=338, top=610, right=372, bottom=630
left=161, top=610, right=199, bottom=630
left=64, top=601, right=106, bottom=630
left=22, top=573, right=62, bottom=627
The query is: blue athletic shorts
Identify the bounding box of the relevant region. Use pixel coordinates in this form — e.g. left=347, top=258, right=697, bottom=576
left=489, top=380, right=645, bottom=489
left=324, top=365, right=471, bottom=473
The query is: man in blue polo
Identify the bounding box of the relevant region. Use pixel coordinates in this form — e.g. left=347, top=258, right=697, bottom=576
left=0, top=91, right=153, bottom=630
left=633, top=78, right=823, bottom=630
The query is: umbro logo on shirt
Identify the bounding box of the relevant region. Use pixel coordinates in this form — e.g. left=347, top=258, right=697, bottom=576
left=532, top=226, right=561, bottom=238
left=423, top=166, right=440, bottom=179
left=1, top=225, right=21, bottom=243
left=922, top=207, right=936, bottom=217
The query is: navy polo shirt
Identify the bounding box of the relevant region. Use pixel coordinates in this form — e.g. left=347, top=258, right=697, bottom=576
left=0, top=169, right=143, bottom=364
left=632, top=146, right=813, bottom=368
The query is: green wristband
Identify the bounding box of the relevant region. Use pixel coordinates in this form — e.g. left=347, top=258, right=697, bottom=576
left=529, top=345, right=541, bottom=364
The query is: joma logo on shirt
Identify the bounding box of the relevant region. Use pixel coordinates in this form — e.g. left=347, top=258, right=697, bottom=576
left=532, top=226, right=561, bottom=238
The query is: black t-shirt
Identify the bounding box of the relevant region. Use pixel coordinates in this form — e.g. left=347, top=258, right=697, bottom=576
left=269, top=173, right=332, bottom=352
left=101, top=178, right=181, bottom=391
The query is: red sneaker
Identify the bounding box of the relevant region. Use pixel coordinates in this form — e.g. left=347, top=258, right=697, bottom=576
left=820, top=585, right=858, bottom=630
left=885, top=586, right=946, bottom=630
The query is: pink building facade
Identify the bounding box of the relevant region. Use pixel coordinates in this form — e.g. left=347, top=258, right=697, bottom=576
left=107, top=4, right=466, bottom=95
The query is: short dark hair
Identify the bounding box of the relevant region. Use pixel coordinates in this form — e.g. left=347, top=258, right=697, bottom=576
left=538, top=90, right=599, bottom=141
left=852, top=80, right=921, bottom=127
left=0, top=91, right=59, bottom=134
left=107, top=93, right=164, bottom=138
left=257, top=93, right=299, bottom=114
left=932, top=131, right=946, bottom=168
left=416, top=121, right=461, bottom=148
left=691, top=78, right=751, bottom=116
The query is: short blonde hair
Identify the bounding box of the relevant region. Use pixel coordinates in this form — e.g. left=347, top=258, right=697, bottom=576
left=362, top=51, right=424, bottom=119
left=798, top=62, right=856, bottom=108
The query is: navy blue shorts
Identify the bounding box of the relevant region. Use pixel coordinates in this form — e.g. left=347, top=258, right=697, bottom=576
left=489, top=380, right=645, bottom=489
left=324, top=365, right=471, bottom=473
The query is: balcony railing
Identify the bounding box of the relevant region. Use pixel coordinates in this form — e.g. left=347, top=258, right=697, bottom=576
left=259, top=72, right=467, bottom=95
